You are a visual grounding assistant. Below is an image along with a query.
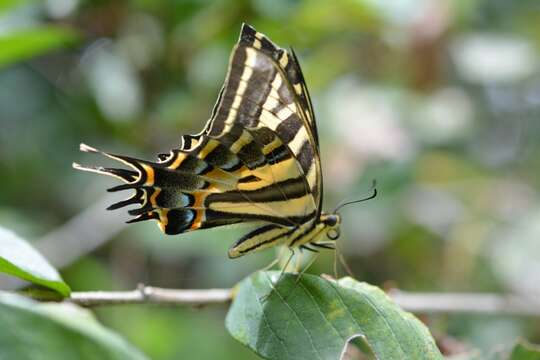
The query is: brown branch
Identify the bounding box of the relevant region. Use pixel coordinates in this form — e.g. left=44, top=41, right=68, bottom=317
left=66, top=285, right=540, bottom=316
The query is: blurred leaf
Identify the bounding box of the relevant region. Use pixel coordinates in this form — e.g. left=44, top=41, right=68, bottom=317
left=509, top=341, right=540, bottom=360
left=0, top=292, right=148, bottom=360
left=0, top=0, right=32, bottom=13
left=0, top=26, right=78, bottom=68
left=469, top=340, right=540, bottom=360
left=226, top=271, right=442, bottom=360
left=0, top=226, right=70, bottom=297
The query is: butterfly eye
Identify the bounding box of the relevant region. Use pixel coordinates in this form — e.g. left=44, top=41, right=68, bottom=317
left=322, top=214, right=339, bottom=227
left=327, top=228, right=340, bottom=241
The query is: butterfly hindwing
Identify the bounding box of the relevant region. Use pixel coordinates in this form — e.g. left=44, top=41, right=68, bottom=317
left=228, top=217, right=329, bottom=258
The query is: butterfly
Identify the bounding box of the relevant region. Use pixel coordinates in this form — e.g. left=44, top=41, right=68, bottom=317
left=74, top=23, right=375, bottom=259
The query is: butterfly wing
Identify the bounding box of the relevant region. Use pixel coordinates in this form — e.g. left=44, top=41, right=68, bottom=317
left=74, top=24, right=323, bottom=241
left=203, top=23, right=323, bottom=218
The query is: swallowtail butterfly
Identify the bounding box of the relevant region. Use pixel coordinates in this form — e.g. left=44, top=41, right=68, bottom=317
left=74, top=24, right=373, bottom=259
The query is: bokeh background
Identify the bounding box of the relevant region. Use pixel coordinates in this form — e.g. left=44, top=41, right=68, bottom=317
left=1, top=0, right=540, bottom=358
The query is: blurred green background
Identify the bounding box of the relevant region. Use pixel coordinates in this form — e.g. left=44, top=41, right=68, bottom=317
left=1, top=0, right=540, bottom=358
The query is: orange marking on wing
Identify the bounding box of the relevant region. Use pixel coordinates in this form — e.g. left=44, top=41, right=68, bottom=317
left=190, top=193, right=206, bottom=230
left=149, top=188, right=161, bottom=207
left=157, top=209, right=169, bottom=232
left=168, top=152, right=186, bottom=169
left=142, top=164, right=155, bottom=185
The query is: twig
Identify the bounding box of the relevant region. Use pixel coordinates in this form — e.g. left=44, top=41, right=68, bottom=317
left=66, top=286, right=540, bottom=316
left=69, top=285, right=232, bottom=307
left=389, top=290, right=540, bottom=316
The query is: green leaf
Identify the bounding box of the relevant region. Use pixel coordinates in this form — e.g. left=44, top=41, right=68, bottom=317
left=0, top=291, right=149, bottom=360
left=0, top=226, right=70, bottom=297
left=226, top=271, right=443, bottom=360
left=509, top=341, right=540, bottom=360
left=0, top=26, right=78, bottom=68
left=472, top=340, right=540, bottom=360
left=0, top=0, right=34, bottom=13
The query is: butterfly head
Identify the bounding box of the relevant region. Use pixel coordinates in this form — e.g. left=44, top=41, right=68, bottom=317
left=320, top=212, right=341, bottom=240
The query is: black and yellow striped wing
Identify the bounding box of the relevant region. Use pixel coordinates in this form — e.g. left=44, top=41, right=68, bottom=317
left=74, top=24, right=328, bottom=258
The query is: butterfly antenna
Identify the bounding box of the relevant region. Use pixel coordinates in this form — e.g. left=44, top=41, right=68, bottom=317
left=333, top=179, right=378, bottom=214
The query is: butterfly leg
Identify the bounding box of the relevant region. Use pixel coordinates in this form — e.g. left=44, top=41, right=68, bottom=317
left=295, top=251, right=319, bottom=283
left=333, top=245, right=338, bottom=279
left=337, top=249, right=354, bottom=277
left=330, top=240, right=354, bottom=278
left=294, top=249, right=303, bottom=273
left=311, top=242, right=335, bottom=250
left=260, top=257, right=280, bottom=272
left=282, top=251, right=320, bottom=301
left=300, top=244, right=320, bottom=253
left=260, top=247, right=295, bottom=303
left=275, top=247, right=295, bottom=283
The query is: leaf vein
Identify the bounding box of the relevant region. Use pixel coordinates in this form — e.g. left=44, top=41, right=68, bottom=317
left=297, top=281, right=345, bottom=342
left=251, top=277, right=290, bottom=358
left=263, top=273, right=323, bottom=360
left=330, top=282, right=407, bottom=358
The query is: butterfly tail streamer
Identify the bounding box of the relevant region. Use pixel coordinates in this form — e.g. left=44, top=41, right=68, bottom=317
left=74, top=143, right=243, bottom=234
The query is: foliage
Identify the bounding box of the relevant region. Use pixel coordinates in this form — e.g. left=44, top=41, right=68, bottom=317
left=0, top=232, right=538, bottom=359
left=0, top=291, right=148, bottom=359
left=0, top=25, right=78, bottom=69
left=227, top=271, right=442, bottom=360
left=0, top=229, right=444, bottom=359
left=509, top=342, right=540, bottom=360
left=0, top=226, right=70, bottom=297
